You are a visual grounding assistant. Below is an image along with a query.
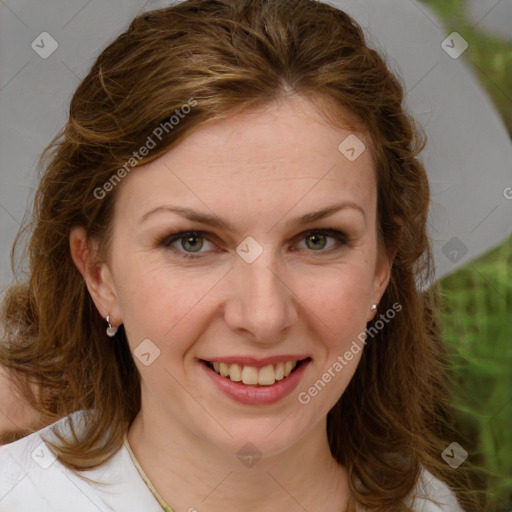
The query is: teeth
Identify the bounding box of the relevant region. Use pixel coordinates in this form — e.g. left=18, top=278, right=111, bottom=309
left=219, top=362, right=229, bottom=377
left=241, top=365, right=258, bottom=385
left=275, top=362, right=285, bottom=381
left=284, top=360, right=297, bottom=376
left=229, top=363, right=242, bottom=382
left=209, top=360, right=300, bottom=386
left=258, top=365, right=276, bottom=386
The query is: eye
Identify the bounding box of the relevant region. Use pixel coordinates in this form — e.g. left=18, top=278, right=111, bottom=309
left=159, top=228, right=349, bottom=260
left=160, top=231, right=216, bottom=259
left=294, top=229, right=348, bottom=253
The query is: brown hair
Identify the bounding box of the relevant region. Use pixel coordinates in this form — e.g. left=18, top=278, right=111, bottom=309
left=0, top=0, right=479, bottom=509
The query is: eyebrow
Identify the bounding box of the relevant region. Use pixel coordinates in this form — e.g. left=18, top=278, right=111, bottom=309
left=140, top=201, right=366, bottom=232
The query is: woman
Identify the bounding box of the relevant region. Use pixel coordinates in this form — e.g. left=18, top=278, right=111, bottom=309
left=0, top=0, right=478, bottom=510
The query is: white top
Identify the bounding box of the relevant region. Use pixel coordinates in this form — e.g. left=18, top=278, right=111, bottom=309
left=0, top=410, right=465, bottom=512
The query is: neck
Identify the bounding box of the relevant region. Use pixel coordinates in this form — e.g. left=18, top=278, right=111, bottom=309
left=127, top=405, right=350, bottom=512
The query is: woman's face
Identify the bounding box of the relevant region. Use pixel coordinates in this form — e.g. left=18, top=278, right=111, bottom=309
left=88, top=95, right=391, bottom=457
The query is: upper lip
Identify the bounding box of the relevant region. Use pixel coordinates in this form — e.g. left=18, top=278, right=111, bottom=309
left=200, top=355, right=311, bottom=368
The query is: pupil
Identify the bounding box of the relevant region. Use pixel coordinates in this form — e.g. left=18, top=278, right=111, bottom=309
left=307, top=234, right=326, bottom=250
left=183, top=235, right=202, bottom=252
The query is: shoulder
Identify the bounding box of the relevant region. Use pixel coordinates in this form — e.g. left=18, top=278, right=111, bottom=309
left=0, top=410, right=108, bottom=511
left=0, top=410, right=160, bottom=511
left=0, top=409, right=86, bottom=458
left=407, top=467, right=465, bottom=512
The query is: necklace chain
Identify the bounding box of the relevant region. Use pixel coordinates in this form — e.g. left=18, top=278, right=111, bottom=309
left=123, top=433, right=175, bottom=512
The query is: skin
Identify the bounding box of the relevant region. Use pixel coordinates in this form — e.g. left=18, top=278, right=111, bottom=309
left=0, top=366, right=40, bottom=441
left=70, top=94, right=395, bottom=512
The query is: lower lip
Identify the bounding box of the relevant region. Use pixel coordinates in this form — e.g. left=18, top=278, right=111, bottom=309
left=201, top=360, right=310, bottom=405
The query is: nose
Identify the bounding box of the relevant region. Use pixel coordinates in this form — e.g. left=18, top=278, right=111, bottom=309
left=223, top=254, right=298, bottom=346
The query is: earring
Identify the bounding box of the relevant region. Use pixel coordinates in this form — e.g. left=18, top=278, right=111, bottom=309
left=371, top=304, right=378, bottom=311
left=106, top=315, right=118, bottom=338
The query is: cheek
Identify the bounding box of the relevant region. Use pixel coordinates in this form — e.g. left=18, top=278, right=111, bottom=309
left=113, top=258, right=221, bottom=343
left=296, top=268, right=371, bottom=409
left=303, top=263, right=374, bottom=338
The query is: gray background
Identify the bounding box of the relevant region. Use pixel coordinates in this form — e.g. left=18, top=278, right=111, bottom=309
left=1, top=0, right=511, bottom=293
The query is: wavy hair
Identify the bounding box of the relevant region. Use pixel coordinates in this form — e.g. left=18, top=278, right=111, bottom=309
left=0, top=0, right=479, bottom=509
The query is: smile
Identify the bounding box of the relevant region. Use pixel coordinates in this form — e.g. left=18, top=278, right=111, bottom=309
left=203, top=359, right=305, bottom=386
left=200, top=357, right=311, bottom=405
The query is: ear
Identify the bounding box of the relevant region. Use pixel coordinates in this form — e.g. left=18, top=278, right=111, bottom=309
left=69, top=226, right=122, bottom=326
left=367, top=217, right=403, bottom=322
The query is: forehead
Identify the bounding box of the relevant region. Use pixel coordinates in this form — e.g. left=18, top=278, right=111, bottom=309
left=114, top=95, right=376, bottom=225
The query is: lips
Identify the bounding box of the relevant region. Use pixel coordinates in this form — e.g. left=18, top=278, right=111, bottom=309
left=200, top=357, right=311, bottom=405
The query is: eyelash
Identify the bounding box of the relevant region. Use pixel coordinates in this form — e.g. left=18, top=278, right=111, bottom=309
left=159, top=229, right=349, bottom=260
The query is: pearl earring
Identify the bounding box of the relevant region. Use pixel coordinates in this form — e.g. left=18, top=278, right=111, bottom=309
left=106, top=315, right=118, bottom=338
left=371, top=304, right=377, bottom=311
